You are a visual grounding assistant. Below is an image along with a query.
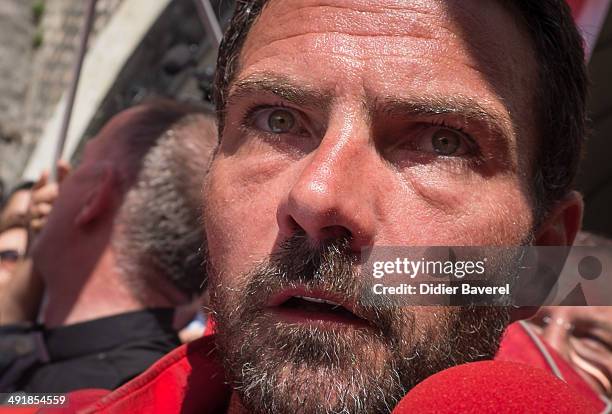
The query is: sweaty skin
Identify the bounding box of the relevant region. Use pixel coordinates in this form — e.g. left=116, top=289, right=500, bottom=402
left=208, top=0, right=537, bottom=266
left=203, top=1, right=582, bottom=413
left=207, top=0, right=536, bottom=309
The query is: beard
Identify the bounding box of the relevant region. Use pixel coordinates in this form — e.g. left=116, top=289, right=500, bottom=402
left=209, top=233, right=512, bottom=414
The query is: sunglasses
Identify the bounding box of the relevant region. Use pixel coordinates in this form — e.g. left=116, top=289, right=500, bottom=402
left=0, top=250, right=22, bottom=264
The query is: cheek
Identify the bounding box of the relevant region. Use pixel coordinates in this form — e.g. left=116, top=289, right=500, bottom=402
left=411, top=307, right=452, bottom=335
left=203, top=155, right=287, bottom=285
left=378, top=167, right=533, bottom=246
left=466, top=185, right=533, bottom=244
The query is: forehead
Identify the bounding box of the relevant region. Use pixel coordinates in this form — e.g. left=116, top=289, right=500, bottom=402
left=236, top=0, right=537, bottom=132
left=243, top=0, right=534, bottom=80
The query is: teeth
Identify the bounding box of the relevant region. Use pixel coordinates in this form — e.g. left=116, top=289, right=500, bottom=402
left=295, top=295, right=341, bottom=307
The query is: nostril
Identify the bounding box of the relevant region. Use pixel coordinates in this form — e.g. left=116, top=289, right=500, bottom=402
left=286, top=216, right=300, bottom=232
left=277, top=214, right=302, bottom=239
left=320, top=225, right=351, bottom=241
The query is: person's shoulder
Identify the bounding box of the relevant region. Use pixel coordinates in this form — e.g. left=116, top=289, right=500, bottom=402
left=34, top=389, right=111, bottom=414
left=42, top=335, right=230, bottom=414
left=497, top=321, right=607, bottom=412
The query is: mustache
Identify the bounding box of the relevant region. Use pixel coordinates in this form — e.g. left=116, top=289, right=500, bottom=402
left=248, top=232, right=356, bottom=295
left=239, top=231, right=405, bottom=337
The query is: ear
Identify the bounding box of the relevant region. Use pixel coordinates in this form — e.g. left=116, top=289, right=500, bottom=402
left=534, top=191, right=583, bottom=247
left=75, top=164, right=117, bottom=227
left=510, top=192, right=583, bottom=322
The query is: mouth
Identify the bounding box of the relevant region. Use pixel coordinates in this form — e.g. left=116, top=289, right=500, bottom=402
left=266, top=288, right=369, bottom=327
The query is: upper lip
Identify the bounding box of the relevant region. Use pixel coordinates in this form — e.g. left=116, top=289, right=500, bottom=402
left=267, top=287, right=368, bottom=321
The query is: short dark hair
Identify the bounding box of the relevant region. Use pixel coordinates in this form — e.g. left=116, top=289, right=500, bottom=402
left=213, top=0, right=587, bottom=212
left=110, top=100, right=217, bottom=299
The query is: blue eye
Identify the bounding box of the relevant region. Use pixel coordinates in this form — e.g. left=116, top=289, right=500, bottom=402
left=248, top=106, right=318, bottom=153
left=268, top=109, right=295, bottom=133
left=431, top=128, right=462, bottom=155
left=417, top=127, right=471, bottom=157
left=385, top=125, right=476, bottom=167
left=252, top=108, right=299, bottom=134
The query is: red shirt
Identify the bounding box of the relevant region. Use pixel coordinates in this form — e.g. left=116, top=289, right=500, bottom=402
left=28, top=322, right=607, bottom=413
left=496, top=322, right=608, bottom=412
left=33, top=335, right=229, bottom=414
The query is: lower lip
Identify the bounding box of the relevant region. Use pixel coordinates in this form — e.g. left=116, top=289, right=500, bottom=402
left=266, top=307, right=369, bottom=328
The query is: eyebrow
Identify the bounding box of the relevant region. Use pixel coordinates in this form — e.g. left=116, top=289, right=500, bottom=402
left=228, top=73, right=333, bottom=112
left=372, top=95, right=515, bottom=146
left=228, top=73, right=514, bottom=148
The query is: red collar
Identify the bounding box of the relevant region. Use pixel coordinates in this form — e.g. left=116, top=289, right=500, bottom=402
left=75, top=335, right=231, bottom=414
left=59, top=322, right=606, bottom=413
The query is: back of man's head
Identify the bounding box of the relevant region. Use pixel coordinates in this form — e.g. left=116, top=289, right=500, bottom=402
left=112, top=105, right=217, bottom=303
left=34, top=100, right=216, bottom=322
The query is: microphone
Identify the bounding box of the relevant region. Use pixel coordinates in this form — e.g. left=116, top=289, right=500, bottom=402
left=392, top=360, right=599, bottom=413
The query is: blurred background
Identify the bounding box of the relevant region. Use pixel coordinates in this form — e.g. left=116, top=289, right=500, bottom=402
left=0, top=0, right=611, bottom=236
left=0, top=0, right=232, bottom=192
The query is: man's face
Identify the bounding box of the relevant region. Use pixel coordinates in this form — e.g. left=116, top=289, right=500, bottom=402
left=204, top=0, right=538, bottom=412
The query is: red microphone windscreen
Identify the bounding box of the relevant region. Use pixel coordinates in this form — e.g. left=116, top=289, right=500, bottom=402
left=392, top=360, right=599, bottom=414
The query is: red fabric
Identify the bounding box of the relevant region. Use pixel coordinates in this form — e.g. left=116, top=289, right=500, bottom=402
left=52, top=336, right=230, bottom=414
left=0, top=390, right=110, bottom=414
left=52, top=322, right=606, bottom=413
left=392, top=360, right=599, bottom=413
left=203, top=317, right=216, bottom=337
left=496, top=322, right=606, bottom=411
left=37, top=390, right=111, bottom=414
left=0, top=408, right=38, bottom=414
left=567, top=0, right=587, bottom=17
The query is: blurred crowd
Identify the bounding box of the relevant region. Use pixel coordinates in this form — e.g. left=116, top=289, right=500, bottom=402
left=0, top=98, right=610, bottom=404
left=0, top=99, right=216, bottom=392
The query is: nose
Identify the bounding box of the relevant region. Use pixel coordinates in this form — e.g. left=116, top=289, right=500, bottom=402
left=276, top=120, right=378, bottom=252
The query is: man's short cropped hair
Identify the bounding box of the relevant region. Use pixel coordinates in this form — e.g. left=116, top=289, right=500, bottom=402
left=109, top=100, right=216, bottom=300
left=213, top=0, right=588, bottom=214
